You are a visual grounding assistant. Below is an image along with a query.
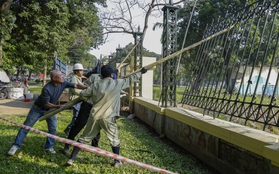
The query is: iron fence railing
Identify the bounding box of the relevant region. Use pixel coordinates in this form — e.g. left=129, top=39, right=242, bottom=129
left=181, top=0, right=279, bottom=130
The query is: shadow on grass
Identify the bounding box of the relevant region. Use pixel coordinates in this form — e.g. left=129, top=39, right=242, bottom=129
left=116, top=114, right=220, bottom=174
left=0, top=99, right=34, bottom=109
left=0, top=112, right=219, bottom=174
left=0, top=125, right=113, bottom=174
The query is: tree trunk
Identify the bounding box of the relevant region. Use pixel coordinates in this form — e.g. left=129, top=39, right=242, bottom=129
left=0, top=0, right=13, bottom=66
left=0, top=43, right=2, bottom=66
left=43, top=63, right=47, bottom=86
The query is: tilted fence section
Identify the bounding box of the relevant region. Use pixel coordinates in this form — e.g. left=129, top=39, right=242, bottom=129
left=181, top=1, right=279, bottom=131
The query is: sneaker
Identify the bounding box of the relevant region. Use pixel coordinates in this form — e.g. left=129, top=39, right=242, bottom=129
left=7, top=145, right=19, bottom=156
left=66, top=159, right=74, bottom=166
left=114, top=160, right=123, bottom=167
left=45, top=148, right=56, bottom=154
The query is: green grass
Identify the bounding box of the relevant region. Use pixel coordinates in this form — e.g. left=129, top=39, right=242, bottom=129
left=28, top=81, right=40, bottom=86
left=153, top=86, right=186, bottom=102
left=0, top=111, right=215, bottom=174
left=28, top=87, right=43, bottom=94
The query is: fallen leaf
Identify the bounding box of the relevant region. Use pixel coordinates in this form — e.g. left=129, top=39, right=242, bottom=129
left=18, top=151, right=23, bottom=159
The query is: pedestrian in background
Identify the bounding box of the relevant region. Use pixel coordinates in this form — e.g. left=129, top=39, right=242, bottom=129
left=22, top=77, right=29, bottom=99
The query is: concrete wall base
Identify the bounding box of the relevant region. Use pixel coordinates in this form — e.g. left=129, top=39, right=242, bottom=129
left=132, top=97, right=279, bottom=174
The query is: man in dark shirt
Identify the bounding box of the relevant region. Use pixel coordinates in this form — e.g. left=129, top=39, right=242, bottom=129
left=7, top=70, right=87, bottom=156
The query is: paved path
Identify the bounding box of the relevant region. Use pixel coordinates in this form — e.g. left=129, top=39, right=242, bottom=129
left=0, top=99, right=34, bottom=115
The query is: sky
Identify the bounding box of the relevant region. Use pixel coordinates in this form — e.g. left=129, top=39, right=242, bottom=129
left=89, top=2, right=164, bottom=58
left=89, top=23, right=163, bottom=58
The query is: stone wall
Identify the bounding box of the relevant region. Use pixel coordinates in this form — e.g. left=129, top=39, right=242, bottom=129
left=132, top=97, right=279, bottom=174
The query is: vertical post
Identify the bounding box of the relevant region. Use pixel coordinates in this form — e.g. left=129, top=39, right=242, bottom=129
left=53, top=51, right=67, bottom=76
left=161, top=3, right=178, bottom=107
left=116, top=45, right=123, bottom=69
left=133, top=26, right=143, bottom=97
left=108, top=55, right=113, bottom=66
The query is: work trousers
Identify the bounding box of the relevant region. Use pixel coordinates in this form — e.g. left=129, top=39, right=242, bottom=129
left=79, top=116, right=120, bottom=147
left=66, top=102, right=81, bottom=131
left=13, top=105, right=56, bottom=149
left=67, top=101, right=100, bottom=145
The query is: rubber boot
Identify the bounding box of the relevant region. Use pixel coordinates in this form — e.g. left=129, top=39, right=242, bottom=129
left=67, top=140, right=82, bottom=165
left=69, top=145, right=81, bottom=160
left=64, top=127, right=70, bottom=136
left=91, top=132, right=101, bottom=147
left=112, top=145, right=122, bottom=167
left=63, top=143, right=70, bottom=155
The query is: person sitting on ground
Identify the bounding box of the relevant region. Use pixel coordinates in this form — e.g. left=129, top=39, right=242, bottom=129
left=7, top=70, right=88, bottom=156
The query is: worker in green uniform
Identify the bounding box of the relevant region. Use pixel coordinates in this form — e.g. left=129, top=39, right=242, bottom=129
left=64, top=63, right=87, bottom=135
left=62, top=72, right=102, bottom=155
left=66, top=65, right=148, bottom=167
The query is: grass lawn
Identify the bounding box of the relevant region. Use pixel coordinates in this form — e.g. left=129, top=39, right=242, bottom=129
left=153, top=86, right=186, bottom=102
left=0, top=110, right=216, bottom=174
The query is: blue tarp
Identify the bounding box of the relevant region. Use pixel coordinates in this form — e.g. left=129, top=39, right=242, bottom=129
left=53, top=57, right=67, bottom=76
left=236, top=75, right=278, bottom=95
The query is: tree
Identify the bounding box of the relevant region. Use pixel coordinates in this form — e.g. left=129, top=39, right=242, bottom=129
left=0, top=0, right=13, bottom=68
left=96, top=0, right=187, bottom=86
left=174, top=0, right=279, bottom=94
left=65, top=0, right=104, bottom=64
left=98, top=0, right=186, bottom=45
left=8, top=1, right=72, bottom=84
left=175, top=0, right=247, bottom=91
left=2, top=0, right=105, bottom=79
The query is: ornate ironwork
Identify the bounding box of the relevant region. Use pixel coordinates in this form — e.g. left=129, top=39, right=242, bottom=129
left=108, top=55, right=113, bottom=65
left=116, top=45, right=123, bottom=69
left=133, top=26, right=143, bottom=97
left=161, top=4, right=179, bottom=107
left=181, top=1, right=279, bottom=130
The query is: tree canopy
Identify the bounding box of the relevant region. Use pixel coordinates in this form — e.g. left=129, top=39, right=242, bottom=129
left=2, top=0, right=268, bottom=83
left=1, top=0, right=105, bottom=76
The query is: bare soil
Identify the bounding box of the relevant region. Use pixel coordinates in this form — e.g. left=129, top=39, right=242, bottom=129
left=0, top=98, right=34, bottom=115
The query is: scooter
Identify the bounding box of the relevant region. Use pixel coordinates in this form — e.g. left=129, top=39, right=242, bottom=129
left=0, top=80, right=8, bottom=100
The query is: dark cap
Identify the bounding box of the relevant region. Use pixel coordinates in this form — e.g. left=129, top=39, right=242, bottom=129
left=101, top=65, right=118, bottom=78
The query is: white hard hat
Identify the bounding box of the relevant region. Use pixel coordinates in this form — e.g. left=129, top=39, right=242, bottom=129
left=73, top=63, right=84, bottom=71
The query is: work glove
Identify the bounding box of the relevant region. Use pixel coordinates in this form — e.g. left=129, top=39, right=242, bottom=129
left=140, top=67, right=148, bottom=74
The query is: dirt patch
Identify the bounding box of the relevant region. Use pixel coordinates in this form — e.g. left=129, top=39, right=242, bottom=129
left=0, top=99, right=34, bottom=115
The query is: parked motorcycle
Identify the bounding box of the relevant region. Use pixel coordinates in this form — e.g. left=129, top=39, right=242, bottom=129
left=0, top=80, right=8, bottom=100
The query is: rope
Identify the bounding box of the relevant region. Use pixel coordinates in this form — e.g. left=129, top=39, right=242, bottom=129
left=175, top=0, right=198, bottom=75
left=123, top=24, right=236, bottom=77
left=40, top=25, right=235, bottom=121
left=117, top=41, right=139, bottom=70
left=0, top=116, right=178, bottom=174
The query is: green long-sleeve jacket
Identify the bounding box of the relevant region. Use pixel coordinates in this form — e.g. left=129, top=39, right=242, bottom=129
left=83, top=74, right=102, bottom=104
left=68, top=74, right=83, bottom=101
left=79, top=72, right=141, bottom=119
